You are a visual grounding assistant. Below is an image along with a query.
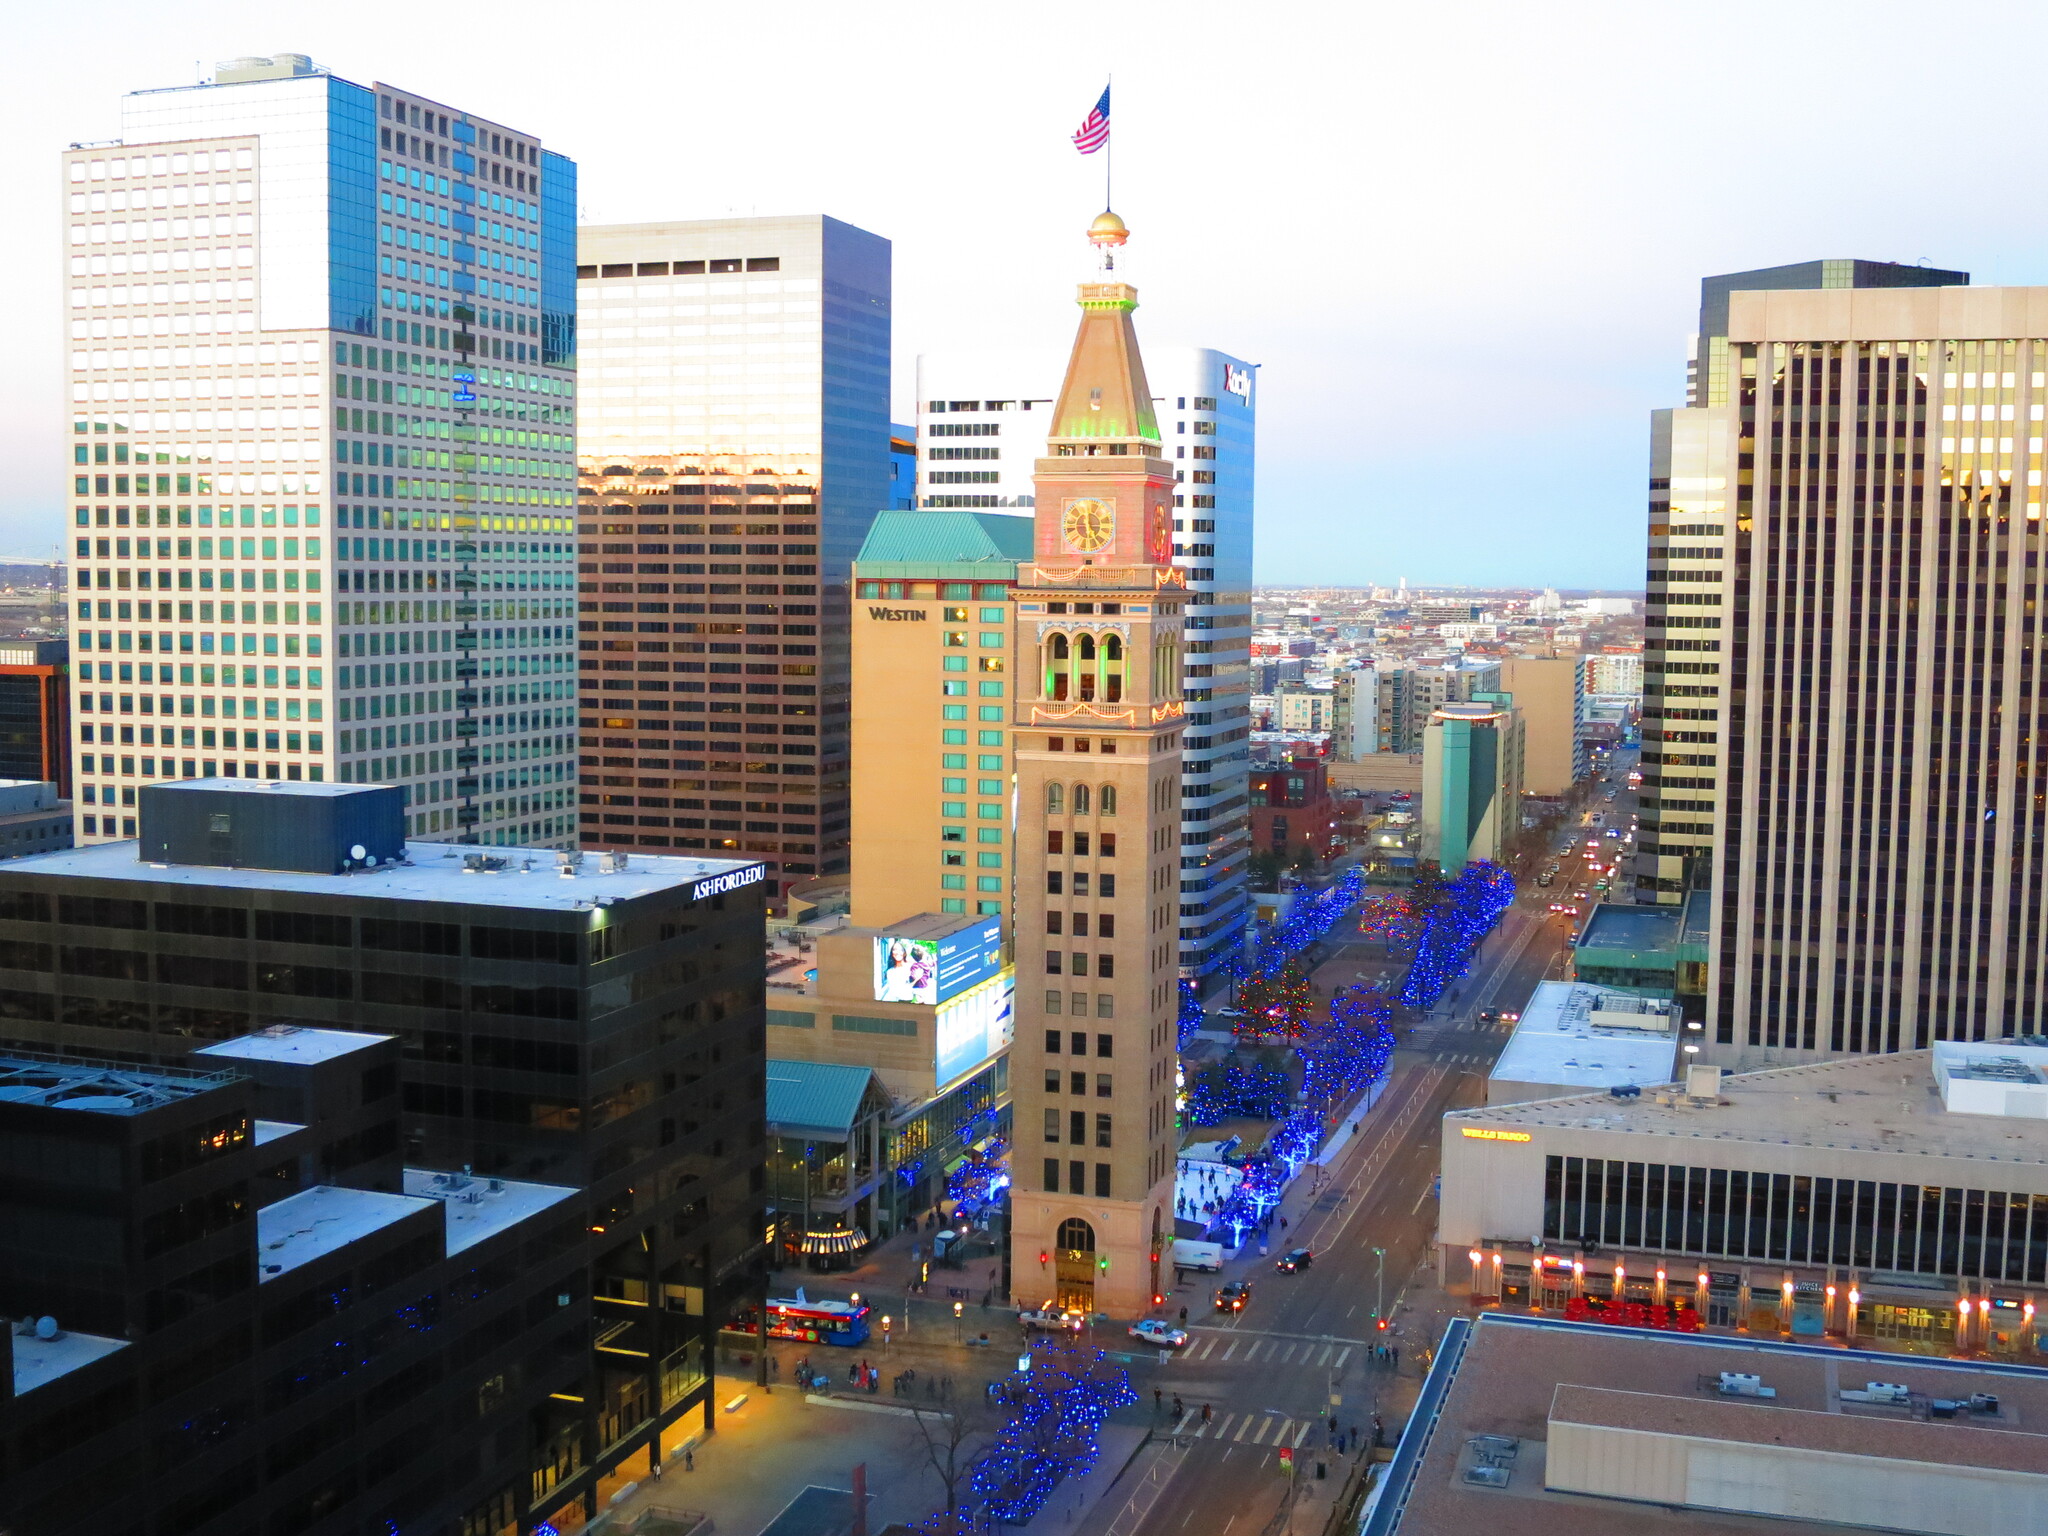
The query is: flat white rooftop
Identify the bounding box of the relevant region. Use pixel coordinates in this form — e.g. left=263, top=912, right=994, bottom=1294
left=1488, top=981, right=1680, bottom=1101
left=4, top=839, right=761, bottom=913
left=253, top=1119, right=303, bottom=1144
left=404, top=1168, right=576, bottom=1254
left=257, top=1184, right=430, bottom=1280
left=199, top=1025, right=395, bottom=1067
left=11, top=1325, right=128, bottom=1396
left=1454, top=1048, right=2048, bottom=1166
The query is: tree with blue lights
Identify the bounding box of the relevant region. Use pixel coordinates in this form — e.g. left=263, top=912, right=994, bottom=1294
left=1399, top=861, right=1515, bottom=1009
left=956, top=1340, right=1138, bottom=1525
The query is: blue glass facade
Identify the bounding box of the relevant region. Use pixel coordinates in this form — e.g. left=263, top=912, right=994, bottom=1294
left=539, top=150, right=577, bottom=367
left=326, top=79, right=380, bottom=337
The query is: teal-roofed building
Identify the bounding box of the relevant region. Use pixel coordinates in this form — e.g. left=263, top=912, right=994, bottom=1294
left=1573, top=902, right=1684, bottom=998
left=853, top=507, right=1036, bottom=579
left=766, top=1058, right=893, bottom=1270
left=849, top=510, right=1035, bottom=930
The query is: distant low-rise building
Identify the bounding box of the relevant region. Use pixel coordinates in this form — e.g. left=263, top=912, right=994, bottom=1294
left=1249, top=751, right=1339, bottom=864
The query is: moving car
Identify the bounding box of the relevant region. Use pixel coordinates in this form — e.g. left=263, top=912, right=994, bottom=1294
left=1275, top=1248, right=1314, bottom=1273
left=1018, top=1306, right=1085, bottom=1332
left=1130, top=1319, right=1190, bottom=1347
left=1215, top=1281, right=1253, bottom=1313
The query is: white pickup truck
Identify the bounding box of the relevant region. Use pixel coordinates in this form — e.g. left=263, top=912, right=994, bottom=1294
left=1018, top=1306, right=1085, bottom=1332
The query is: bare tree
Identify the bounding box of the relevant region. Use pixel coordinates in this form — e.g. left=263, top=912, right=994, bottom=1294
left=909, top=1392, right=1003, bottom=1522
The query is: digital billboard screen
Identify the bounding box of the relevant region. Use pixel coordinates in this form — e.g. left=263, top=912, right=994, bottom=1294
left=935, top=971, right=1015, bottom=1090
left=933, top=916, right=1003, bottom=1004
left=873, top=936, right=940, bottom=1005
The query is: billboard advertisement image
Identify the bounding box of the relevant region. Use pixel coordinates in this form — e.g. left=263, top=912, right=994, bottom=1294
left=873, top=936, right=939, bottom=1004
left=935, top=972, right=1016, bottom=1090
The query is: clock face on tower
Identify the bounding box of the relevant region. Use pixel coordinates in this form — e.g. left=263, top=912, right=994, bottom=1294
left=1061, top=497, right=1115, bottom=554
left=1149, top=501, right=1172, bottom=563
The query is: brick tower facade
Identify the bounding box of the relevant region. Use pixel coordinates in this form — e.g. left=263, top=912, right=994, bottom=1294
left=1008, top=214, right=1186, bottom=1320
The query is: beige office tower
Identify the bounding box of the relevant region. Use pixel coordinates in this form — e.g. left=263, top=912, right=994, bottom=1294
left=1498, top=656, right=1585, bottom=797
left=1715, top=285, right=2048, bottom=1061
left=1634, top=406, right=1733, bottom=904
left=65, top=56, right=579, bottom=847
left=1008, top=213, right=1185, bottom=1320
left=574, top=217, right=890, bottom=899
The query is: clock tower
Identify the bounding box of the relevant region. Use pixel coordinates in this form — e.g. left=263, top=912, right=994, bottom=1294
left=1008, top=210, right=1186, bottom=1322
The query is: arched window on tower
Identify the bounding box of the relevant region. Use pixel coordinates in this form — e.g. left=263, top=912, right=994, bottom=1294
left=1103, top=633, right=1125, bottom=703
left=1153, top=635, right=1178, bottom=697
left=1046, top=782, right=1064, bottom=815
left=1100, top=785, right=1117, bottom=816
left=1076, top=634, right=1099, bottom=701
left=1073, top=784, right=1091, bottom=815
left=1046, top=632, right=1071, bottom=701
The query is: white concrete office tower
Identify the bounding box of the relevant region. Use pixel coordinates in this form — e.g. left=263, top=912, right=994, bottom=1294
left=915, top=345, right=1255, bottom=991
left=64, top=55, right=578, bottom=848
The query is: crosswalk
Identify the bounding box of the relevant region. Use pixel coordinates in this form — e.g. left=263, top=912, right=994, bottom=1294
left=1181, top=1335, right=1353, bottom=1369
left=1167, top=1406, right=1319, bottom=1447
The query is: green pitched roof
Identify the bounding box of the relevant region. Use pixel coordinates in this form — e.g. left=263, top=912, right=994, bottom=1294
left=854, top=510, right=1035, bottom=577
left=765, top=1059, right=882, bottom=1139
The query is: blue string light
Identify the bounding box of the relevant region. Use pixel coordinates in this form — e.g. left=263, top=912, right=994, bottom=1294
left=1398, top=862, right=1515, bottom=1009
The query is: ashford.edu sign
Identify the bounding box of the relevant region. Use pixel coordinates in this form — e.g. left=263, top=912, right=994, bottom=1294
left=691, top=865, right=767, bottom=901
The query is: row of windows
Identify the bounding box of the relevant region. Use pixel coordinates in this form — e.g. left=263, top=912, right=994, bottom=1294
left=1045, top=952, right=1116, bottom=977
left=1044, top=1159, right=1114, bottom=1198
left=1043, top=1109, right=1113, bottom=1146
left=1545, top=1154, right=2048, bottom=1283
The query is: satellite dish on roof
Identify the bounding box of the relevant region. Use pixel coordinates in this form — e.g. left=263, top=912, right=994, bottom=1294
left=351, top=844, right=367, bottom=861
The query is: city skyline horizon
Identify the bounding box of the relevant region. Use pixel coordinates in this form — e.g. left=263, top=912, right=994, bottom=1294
left=8, top=3, right=2048, bottom=590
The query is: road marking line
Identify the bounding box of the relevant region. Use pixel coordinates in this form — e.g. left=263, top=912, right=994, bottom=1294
left=1172, top=1408, right=1195, bottom=1434
left=1293, top=1421, right=1311, bottom=1448
left=1221, top=1340, right=1238, bottom=1361
left=1194, top=1338, right=1215, bottom=1360
left=1316, top=1345, right=1333, bottom=1366
left=1234, top=1415, right=1254, bottom=1443
left=1252, top=1416, right=1273, bottom=1444
left=1334, top=1348, right=1352, bottom=1369
left=1279, top=1343, right=1297, bottom=1363
left=1410, top=1184, right=1433, bottom=1216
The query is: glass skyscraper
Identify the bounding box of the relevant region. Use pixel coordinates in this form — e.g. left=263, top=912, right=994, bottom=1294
left=574, top=216, right=891, bottom=897
left=65, top=54, right=579, bottom=847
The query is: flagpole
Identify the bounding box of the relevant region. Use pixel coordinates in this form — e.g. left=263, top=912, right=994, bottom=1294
left=1106, top=75, right=1114, bottom=211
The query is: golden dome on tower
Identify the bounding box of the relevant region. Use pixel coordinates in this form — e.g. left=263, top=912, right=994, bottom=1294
left=1087, top=209, right=1129, bottom=248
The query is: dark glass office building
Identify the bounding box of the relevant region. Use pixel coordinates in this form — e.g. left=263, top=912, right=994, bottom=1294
left=0, top=779, right=769, bottom=1532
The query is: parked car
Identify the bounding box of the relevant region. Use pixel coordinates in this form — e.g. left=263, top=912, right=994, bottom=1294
left=1215, top=1281, right=1253, bottom=1313
left=1130, top=1319, right=1190, bottom=1347
left=1019, top=1306, right=1085, bottom=1332
left=1275, top=1248, right=1314, bottom=1274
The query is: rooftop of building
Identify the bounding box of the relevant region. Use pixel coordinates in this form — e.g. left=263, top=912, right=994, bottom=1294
left=1489, top=982, right=1679, bottom=1096
left=853, top=509, right=1034, bottom=575
left=1448, top=1049, right=2048, bottom=1165
left=198, top=1025, right=395, bottom=1067
left=11, top=1322, right=129, bottom=1397
left=1574, top=902, right=1681, bottom=959
left=0, top=1052, right=237, bottom=1114
left=4, top=839, right=760, bottom=914
left=257, top=1184, right=429, bottom=1280
left=1372, top=1313, right=2048, bottom=1536
left=766, top=1059, right=883, bottom=1139
left=402, top=1168, right=577, bottom=1255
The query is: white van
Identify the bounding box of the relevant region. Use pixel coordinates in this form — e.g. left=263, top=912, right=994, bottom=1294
left=1172, top=1239, right=1224, bottom=1273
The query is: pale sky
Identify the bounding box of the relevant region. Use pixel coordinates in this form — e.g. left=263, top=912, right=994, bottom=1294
left=11, top=0, right=2048, bottom=587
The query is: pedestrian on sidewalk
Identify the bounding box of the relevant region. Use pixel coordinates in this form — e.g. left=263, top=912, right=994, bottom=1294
left=1154, top=1388, right=1162, bottom=1411
left=1173, top=1395, right=1184, bottom=1419
left=1201, top=1403, right=1212, bottom=1424
left=684, top=1449, right=695, bottom=1472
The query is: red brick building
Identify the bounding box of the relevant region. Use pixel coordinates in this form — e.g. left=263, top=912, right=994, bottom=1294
left=1249, top=750, right=1339, bottom=863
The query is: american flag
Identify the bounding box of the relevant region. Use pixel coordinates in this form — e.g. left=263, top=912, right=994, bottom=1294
left=1072, top=86, right=1111, bottom=155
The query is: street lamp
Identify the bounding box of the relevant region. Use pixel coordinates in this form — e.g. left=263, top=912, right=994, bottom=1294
left=882, top=1314, right=893, bottom=1354
left=954, top=1299, right=964, bottom=1343
left=1372, top=1246, right=1386, bottom=1330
